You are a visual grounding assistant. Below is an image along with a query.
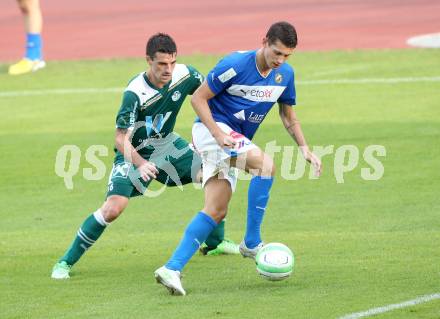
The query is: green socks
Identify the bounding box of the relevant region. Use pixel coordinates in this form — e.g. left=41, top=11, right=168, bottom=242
left=204, top=219, right=225, bottom=250
left=60, top=212, right=226, bottom=265
left=60, top=210, right=108, bottom=266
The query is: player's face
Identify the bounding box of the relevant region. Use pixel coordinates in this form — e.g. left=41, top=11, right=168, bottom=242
left=263, top=39, right=295, bottom=69
left=147, top=52, right=177, bottom=87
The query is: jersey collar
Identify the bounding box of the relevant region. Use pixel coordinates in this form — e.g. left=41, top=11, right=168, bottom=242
left=254, top=50, right=272, bottom=79
left=143, top=72, right=170, bottom=92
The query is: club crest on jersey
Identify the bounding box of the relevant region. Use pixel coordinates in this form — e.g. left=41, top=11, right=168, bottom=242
left=275, top=73, right=283, bottom=83
left=171, top=91, right=181, bottom=102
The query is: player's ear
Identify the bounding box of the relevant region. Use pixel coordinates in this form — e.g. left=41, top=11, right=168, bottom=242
left=146, top=55, right=153, bottom=66
left=262, top=37, right=268, bottom=47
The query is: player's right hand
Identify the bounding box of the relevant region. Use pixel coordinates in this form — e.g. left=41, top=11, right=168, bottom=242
left=138, top=161, right=159, bottom=181
left=214, top=131, right=237, bottom=149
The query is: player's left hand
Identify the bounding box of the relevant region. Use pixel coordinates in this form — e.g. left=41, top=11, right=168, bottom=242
left=138, top=160, right=159, bottom=181
left=300, top=146, right=322, bottom=177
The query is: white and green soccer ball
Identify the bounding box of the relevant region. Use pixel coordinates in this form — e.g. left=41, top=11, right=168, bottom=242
left=255, top=243, right=294, bottom=281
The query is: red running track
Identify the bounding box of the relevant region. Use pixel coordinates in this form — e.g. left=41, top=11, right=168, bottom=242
left=0, top=0, right=439, bottom=61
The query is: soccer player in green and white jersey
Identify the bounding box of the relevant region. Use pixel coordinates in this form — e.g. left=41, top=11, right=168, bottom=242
left=51, top=33, right=237, bottom=280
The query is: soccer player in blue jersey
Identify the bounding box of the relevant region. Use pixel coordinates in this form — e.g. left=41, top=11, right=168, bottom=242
left=155, top=21, right=322, bottom=295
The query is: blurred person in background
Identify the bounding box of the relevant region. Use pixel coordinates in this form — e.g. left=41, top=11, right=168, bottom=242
left=9, top=0, right=46, bottom=75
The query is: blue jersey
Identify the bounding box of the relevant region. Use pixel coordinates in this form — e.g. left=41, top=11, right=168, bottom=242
left=204, top=50, right=296, bottom=140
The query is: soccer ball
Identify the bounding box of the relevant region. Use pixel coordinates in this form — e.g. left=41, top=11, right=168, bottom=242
left=255, top=243, right=294, bottom=281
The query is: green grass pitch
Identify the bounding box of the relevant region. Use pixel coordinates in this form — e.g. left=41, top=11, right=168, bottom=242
left=0, top=49, right=439, bottom=318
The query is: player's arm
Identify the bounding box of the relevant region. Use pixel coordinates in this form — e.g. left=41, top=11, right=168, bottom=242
left=114, top=128, right=158, bottom=181
left=115, top=91, right=158, bottom=181
left=191, top=81, right=236, bottom=148
left=278, top=103, right=322, bottom=176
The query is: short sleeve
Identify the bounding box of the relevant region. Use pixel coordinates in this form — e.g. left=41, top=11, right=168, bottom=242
left=277, top=70, right=296, bottom=106
left=187, top=65, right=204, bottom=94
left=206, top=56, right=239, bottom=95
left=115, top=91, right=140, bottom=129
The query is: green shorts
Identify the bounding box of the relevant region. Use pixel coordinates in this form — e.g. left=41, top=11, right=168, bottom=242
left=106, top=134, right=201, bottom=198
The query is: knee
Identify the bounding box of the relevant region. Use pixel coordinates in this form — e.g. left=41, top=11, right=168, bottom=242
left=17, top=0, right=28, bottom=13
left=269, top=161, right=276, bottom=177
left=261, top=155, right=276, bottom=177
left=203, top=205, right=227, bottom=223
left=215, top=209, right=227, bottom=222
left=17, top=0, right=38, bottom=14
left=101, top=202, right=125, bottom=223
left=270, top=162, right=276, bottom=177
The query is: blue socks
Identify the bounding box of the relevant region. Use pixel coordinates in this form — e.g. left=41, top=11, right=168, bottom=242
left=25, top=33, right=42, bottom=60
left=245, top=176, right=274, bottom=248
left=164, top=176, right=273, bottom=271
left=166, top=212, right=217, bottom=271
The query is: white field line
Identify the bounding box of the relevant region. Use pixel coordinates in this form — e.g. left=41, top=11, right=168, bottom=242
left=0, top=87, right=124, bottom=97
left=298, top=76, right=440, bottom=85
left=308, top=65, right=370, bottom=77
left=338, top=293, right=440, bottom=319
left=1, top=76, right=440, bottom=98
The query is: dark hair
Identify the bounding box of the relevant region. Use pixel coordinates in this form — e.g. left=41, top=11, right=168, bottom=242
left=146, top=33, right=177, bottom=58
left=266, top=21, right=298, bottom=48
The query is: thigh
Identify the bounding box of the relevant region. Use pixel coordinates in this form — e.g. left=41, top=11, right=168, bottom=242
left=152, top=136, right=202, bottom=186
left=192, top=122, right=254, bottom=191
left=232, top=145, right=275, bottom=177
left=160, top=148, right=201, bottom=187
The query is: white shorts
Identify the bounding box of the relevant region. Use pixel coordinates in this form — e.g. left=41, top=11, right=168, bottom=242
left=192, top=122, right=257, bottom=191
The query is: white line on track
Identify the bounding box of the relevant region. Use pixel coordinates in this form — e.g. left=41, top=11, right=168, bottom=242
left=1, top=76, right=440, bottom=98
left=407, top=33, right=440, bottom=48
left=338, top=293, right=440, bottom=319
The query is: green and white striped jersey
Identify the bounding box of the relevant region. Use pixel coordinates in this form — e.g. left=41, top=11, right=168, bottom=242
left=115, top=64, right=203, bottom=154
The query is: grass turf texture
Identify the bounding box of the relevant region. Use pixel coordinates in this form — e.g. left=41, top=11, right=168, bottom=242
left=1, top=49, right=439, bottom=318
